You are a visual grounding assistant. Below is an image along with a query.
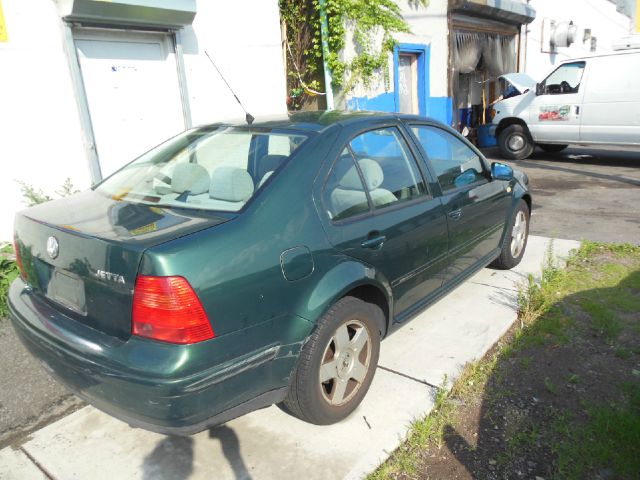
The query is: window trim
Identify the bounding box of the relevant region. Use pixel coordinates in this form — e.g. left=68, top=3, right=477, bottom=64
left=406, top=122, right=491, bottom=195
left=320, top=124, right=434, bottom=225
left=539, top=61, right=586, bottom=96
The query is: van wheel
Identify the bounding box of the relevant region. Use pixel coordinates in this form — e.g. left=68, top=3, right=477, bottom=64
left=538, top=143, right=568, bottom=153
left=498, top=124, right=534, bottom=160
left=281, top=296, right=381, bottom=425
left=491, top=199, right=530, bottom=270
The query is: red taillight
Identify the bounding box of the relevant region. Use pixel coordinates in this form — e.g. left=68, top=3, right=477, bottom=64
left=132, top=275, right=214, bottom=344
left=13, top=237, right=27, bottom=281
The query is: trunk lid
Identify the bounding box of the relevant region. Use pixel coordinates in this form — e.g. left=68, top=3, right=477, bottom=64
left=14, top=190, right=229, bottom=340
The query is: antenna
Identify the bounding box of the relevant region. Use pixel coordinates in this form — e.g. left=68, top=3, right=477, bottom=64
left=204, top=51, right=255, bottom=125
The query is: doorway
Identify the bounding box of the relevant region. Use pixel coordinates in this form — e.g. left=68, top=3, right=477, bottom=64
left=74, top=28, right=186, bottom=177
left=394, top=44, right=429, bottom=116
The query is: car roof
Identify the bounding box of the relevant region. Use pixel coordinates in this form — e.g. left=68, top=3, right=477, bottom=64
left=204, top=110, right=437, bottom=134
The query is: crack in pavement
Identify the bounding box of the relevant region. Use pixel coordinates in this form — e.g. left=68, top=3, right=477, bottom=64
left=377, top=365, right=440, bottom=389
left=20, top=446, right=56, bottom=480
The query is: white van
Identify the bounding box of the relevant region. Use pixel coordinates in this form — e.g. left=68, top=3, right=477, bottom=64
left=490, top=50, right=640, bottom=159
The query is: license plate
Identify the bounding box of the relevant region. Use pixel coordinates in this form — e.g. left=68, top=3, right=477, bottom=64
left=46, top=270, right=86, bottom=315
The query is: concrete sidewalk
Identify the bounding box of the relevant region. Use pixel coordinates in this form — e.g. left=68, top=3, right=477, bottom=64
left=0, top=236, right=579, bottom=480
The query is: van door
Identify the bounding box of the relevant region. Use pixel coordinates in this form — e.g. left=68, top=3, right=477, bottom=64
left=580, top=54, right=640, bottom=145
left=527, top=61, right=587, bottom=144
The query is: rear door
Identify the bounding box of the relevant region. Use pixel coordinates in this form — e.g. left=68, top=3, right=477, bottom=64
left=317, top=124, right=449, bottom=317
left=526, top=61, right=587, bottom=143
left=580, top=54, right=640, bottom=145
left=408, top=124, right=510, bottom=282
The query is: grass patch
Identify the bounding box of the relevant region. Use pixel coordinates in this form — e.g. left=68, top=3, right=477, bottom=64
left=369, top=241, right=640, bottom=479
left=554, top=384, right=640, bottom=480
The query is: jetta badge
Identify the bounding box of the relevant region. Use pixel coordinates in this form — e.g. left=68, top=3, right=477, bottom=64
left=46, top=236, right=59, bottom=259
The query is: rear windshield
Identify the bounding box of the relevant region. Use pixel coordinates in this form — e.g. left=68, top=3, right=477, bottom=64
left=96, top=126, right=308, bottom=212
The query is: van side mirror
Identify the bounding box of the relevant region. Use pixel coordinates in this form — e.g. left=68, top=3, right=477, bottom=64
left=492, top=162, right=514, bottom=181
left=535, top=83, right=544, bottom=96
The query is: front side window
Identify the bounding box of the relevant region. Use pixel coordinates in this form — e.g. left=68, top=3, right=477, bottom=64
left=540, top=61, right=586, bottom=95
left=411, top=126, right=486, bottom=192
left=96, top=126, right=307, bottom=212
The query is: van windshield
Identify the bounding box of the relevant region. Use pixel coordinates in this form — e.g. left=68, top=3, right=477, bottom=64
left=96, top=126, right=308, bottom=212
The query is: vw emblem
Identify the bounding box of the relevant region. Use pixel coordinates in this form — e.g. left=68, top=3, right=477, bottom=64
left=46, top=236, right=59, bottom=259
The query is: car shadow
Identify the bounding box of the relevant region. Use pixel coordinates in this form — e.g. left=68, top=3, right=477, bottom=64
left=432, top=270, right=640, bottom=479
left=142, top=436, right=194, bottom=480
left=209, top=425, right=253, bottom=480
left=141, top=425, right=251, bottom=480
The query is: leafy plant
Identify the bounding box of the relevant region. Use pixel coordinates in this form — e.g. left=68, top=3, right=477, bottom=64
left=17, top=178, right=80, bottom=207
left=279, top=0, right=429, bottom=109
left=0, top=257, right=18, bottom=318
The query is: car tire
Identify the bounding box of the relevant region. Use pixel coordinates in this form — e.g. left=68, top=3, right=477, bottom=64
left=281, top=296, right=382, bottom=425
left=498, top=124, right=534, bottom=160
left=538, top=143, right=568, bottom=153
left=491, top=199, right=530, bottom=270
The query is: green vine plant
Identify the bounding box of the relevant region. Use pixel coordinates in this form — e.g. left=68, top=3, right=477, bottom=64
left=279, top=0, right=428, bottom=109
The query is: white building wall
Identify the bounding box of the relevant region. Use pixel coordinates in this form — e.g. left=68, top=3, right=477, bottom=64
left=0, top=0, right=287, bottom=241
left=340, top=0, right=451, bottom=123
left=400, top=0, right=450, bottom=98
left=523, top=0, right=632, bottom=79
left=0, top=0, right=90, bottom=242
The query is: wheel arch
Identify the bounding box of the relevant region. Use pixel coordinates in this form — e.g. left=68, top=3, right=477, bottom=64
left=495, top=117, right=531, bottom=140
left=298, top=259, right=393, bottom=339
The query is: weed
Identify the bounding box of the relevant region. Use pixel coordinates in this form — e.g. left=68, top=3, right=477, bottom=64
left=615, top=348, right=631, bottom=360
left=544, top=377, right=558, bottom=395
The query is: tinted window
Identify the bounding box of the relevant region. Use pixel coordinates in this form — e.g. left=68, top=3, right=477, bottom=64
left=540, top=61, right=585, bottom=95
left=348, top=127, right=426, bottom=209
left=323, top=149, right=371, bottom=221
left=411, top=126, right=486, bottom=192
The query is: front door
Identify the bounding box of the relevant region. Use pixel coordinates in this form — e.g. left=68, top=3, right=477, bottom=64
left=319, top=126, right=450, bottom=316
left=409, top=124, right=511, bottom=281
left=527, top=61, right=586, bottom=144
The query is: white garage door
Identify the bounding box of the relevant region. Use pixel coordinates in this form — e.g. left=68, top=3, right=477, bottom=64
left=74, top=29, right=186, bottom=178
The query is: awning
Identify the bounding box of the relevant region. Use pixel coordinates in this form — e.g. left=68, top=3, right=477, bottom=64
left=56, top=0, right=196, bottom=28
left=451, top=0, right=536, bottom=26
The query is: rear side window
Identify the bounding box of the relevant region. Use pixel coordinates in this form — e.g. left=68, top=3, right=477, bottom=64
left=349, top=127, right=427, bottom=208
left=411, top=126, right=486, bottom=192
left=323, top=149, right=371, bottom=221
left=323, top=127, right=428, bottom=221
left=96, top=126, right=307, bottom=212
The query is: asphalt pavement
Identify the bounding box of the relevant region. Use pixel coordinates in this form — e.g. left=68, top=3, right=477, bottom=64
left=482, top=145, right=640, bottom=244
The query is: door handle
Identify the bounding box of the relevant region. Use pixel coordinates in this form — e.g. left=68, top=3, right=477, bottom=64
left=448, top=208, right=463, bottom=221
left=575, top=105, right=580, bottom=115
left=361, top=234, right=386, bottom=250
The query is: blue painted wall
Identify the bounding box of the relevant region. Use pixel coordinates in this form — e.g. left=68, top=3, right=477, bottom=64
left=346, top=43, right=453, bottom=126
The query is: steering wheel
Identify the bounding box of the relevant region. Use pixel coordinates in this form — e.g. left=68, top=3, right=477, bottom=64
left=560, top=81, right=572, bottom=93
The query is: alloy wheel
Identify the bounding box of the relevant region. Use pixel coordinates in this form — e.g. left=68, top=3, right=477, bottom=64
left=510, top=210, right=527, bottom=258
left=319, top=319, right=372, bottom=406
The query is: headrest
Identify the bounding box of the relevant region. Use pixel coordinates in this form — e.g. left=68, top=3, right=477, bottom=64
left=339, top=158, right=384, bottom=191
left=257, top=154, right=288, bottom=180
left=210, top=167, right=254, bottom=202
left=171, top=163, right=210, bottom=195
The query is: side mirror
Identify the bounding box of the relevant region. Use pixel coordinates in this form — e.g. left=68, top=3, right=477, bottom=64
left=492, top=162, right=514, bottom=181
left=535, top=83, right=544, bottom=96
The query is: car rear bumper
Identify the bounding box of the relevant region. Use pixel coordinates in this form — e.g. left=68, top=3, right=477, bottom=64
left=8, top=279, right=308, bottom=435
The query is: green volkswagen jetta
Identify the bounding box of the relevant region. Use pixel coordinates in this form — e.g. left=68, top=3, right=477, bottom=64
left=9, top=111, right=531, bottom=434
